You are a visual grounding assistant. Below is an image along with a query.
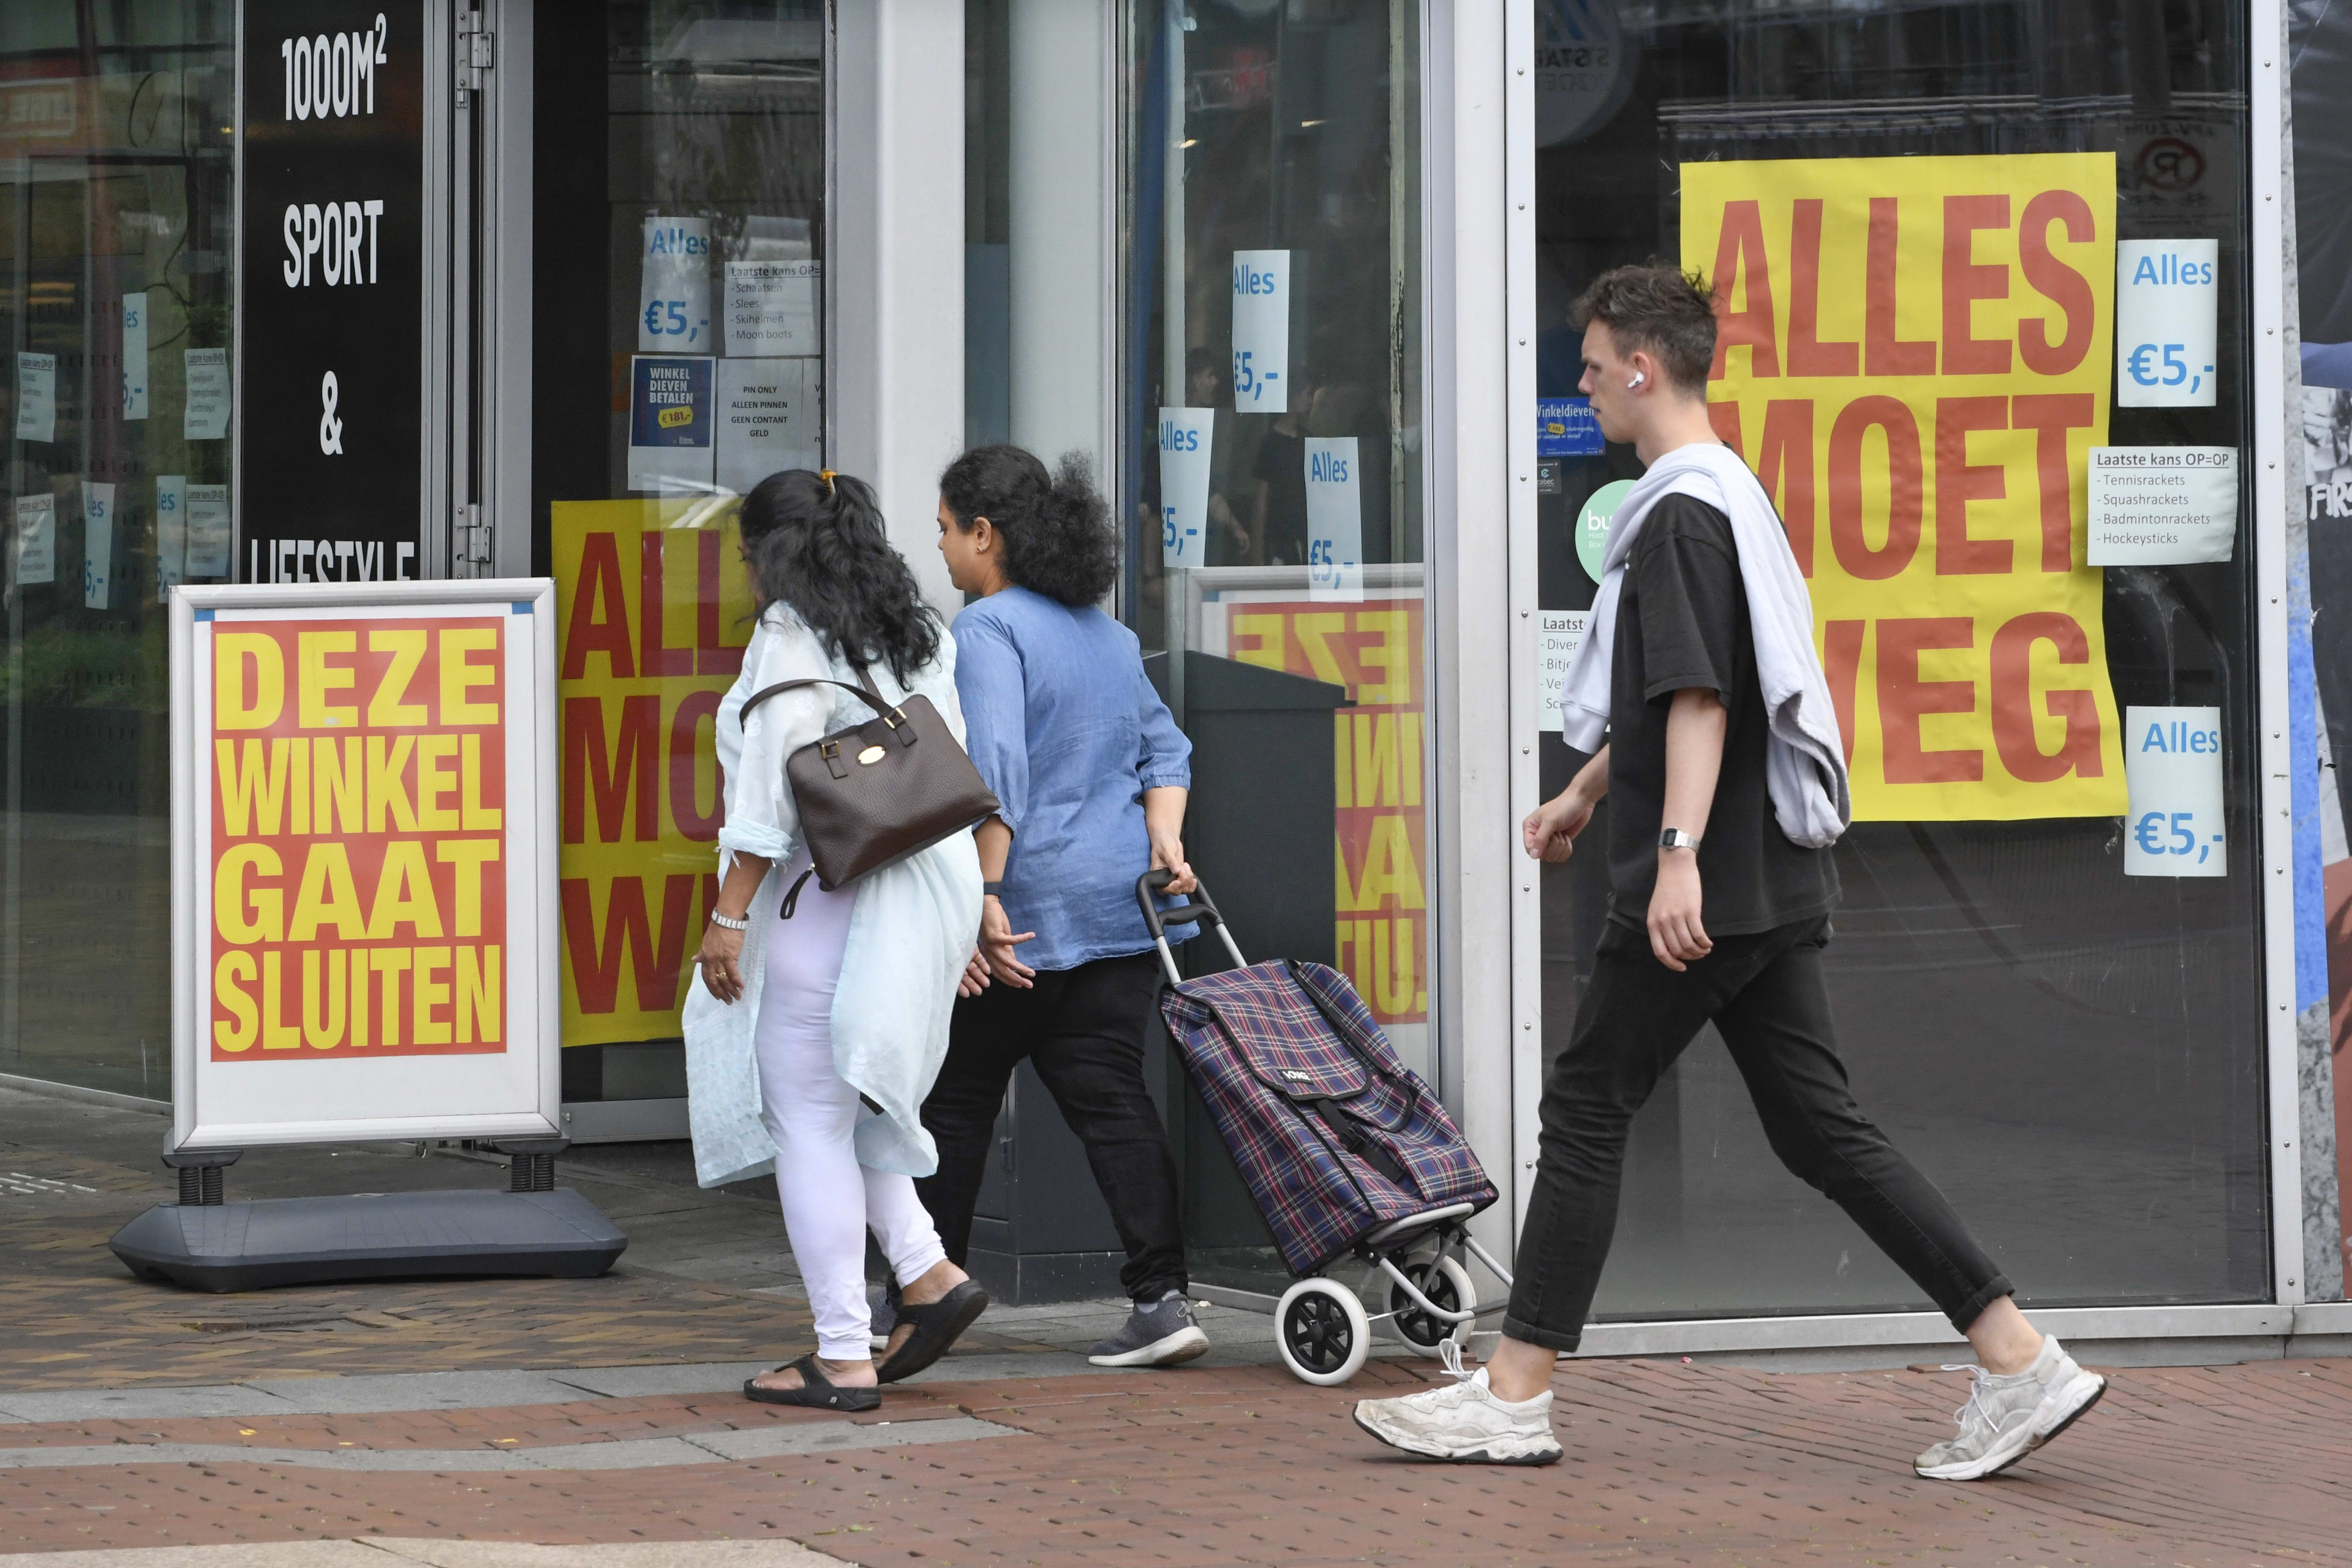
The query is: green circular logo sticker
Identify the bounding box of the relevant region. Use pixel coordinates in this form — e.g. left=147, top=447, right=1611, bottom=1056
left=1574, top=480, right=1635, bottom=582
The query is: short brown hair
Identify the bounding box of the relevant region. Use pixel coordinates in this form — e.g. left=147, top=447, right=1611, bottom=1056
left=1570, top=263, right=1717, bottom=394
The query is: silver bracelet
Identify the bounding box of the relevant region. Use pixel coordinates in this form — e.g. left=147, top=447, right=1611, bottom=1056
left=709, top=911, right=749, bottom=932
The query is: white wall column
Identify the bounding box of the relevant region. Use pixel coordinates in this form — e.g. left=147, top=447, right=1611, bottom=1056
left=834, top=0, right=966, bottom=619
left=1005, top=0, right=1115, bottom=486
left=1426, top=0, right=1520, bottom=1264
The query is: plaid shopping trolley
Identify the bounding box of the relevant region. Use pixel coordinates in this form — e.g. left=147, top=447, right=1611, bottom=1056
left=1138, top=871, right=1515, bottom=1385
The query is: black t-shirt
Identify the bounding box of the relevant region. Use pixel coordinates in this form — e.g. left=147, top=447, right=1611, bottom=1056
left=1252, top=427, right=1308, bottom=565
left=1604, top=494, right=1840, bottom=935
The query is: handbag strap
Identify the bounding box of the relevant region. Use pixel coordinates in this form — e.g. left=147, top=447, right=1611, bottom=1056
left=739, top=663, right=899, bottom=725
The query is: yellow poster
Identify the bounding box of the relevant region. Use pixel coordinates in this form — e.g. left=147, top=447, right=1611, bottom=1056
left=1681, top=154, right=2127, bottom=820
left=552, top=499, right=753, bottom=1046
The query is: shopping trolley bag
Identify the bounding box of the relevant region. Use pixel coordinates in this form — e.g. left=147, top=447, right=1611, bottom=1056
left=1138, top=872, right=1496, bottom=1276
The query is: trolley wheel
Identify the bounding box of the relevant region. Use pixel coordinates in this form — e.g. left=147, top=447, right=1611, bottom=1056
left=1275, top=1277, right=1371, bottom=1386
left=1387, top=1254, right=1475, bottom=1353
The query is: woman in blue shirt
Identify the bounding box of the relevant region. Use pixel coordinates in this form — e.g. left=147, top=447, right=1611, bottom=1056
left=917, top=444, right=1210, bottom=1369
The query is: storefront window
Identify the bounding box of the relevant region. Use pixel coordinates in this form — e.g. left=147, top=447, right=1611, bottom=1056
left=2, top=4, right=238, bottom=1099
left=1535, top=1, right=2267, bottom=1316
left=1123, top=0, right=1426, bottom=1287
left=534, top=2, right=824, bottom=1115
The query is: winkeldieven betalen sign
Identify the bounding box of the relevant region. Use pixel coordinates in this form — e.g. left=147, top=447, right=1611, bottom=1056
left=239, top=3, right=424, bottom=584
left=1683, top=153, right=2126, bottom=821
left=173, top=581, right=559, bottom=1153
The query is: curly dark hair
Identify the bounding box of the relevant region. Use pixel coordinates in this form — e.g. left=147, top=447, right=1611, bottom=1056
left=1570, top=261, right=1719, bottom=394
left=737, top=469, right=941, bottom=687
left=938, top=445, right=1117, bottom=608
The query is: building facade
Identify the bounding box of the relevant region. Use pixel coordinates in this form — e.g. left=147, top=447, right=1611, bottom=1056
left=2, top=0, right=2344, bottom=1360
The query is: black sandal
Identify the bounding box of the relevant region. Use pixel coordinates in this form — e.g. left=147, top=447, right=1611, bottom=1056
left=742, top=1352, right=881, bottom=1411
left=875, top=1279, right=990, bottom=1384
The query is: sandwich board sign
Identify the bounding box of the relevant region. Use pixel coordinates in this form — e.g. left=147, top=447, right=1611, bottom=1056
left=170, top=580, right=560, bottom=1152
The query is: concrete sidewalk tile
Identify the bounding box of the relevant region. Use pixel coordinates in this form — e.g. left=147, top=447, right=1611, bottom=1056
left=240, top=1371, right=600, bottom=1412
left=0, top=1385, right=300, bottom=1425
left=543, top=1363, right=775, bottom=1398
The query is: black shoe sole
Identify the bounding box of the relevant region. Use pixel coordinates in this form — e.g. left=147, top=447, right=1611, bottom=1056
left=875, top=1280, right=990, bottom=1384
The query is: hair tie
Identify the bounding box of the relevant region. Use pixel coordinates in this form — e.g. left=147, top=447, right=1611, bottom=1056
left=819, top=469, right=837, bottom=498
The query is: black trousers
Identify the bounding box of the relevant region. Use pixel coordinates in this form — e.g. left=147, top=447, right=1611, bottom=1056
left=916, top=952, right=1188, bottom=1302
left=1504, top=916, right=2012, bottom=1352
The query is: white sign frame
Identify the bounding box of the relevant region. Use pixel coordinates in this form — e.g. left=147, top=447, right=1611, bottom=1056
left=170, top=578, right=562, bottom=1152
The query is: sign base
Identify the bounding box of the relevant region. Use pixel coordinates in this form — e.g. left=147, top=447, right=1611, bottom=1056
left=109, top=1189, right=627, bottom=1294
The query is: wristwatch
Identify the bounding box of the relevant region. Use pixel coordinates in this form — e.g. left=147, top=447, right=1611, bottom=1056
left=981, top=880, right=1004, bottom=898
left=709, top=910, right=750, bottom=931
left=1658, top=828, right=1702, bottom=853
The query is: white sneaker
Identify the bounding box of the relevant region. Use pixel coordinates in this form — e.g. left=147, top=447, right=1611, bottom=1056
left=1913, top=1335, right=2106, bottom=1481
left=1352, top=1343, right=1561, bottom=1465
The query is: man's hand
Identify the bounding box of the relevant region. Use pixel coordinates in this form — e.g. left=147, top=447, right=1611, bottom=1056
left=1522, top=791, right=1595, bottom=862
left=1647, top=851, right=1711, bottom=971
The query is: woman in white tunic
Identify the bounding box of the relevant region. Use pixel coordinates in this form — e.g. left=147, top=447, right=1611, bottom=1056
left=685, top=469, right=989, bottom=1411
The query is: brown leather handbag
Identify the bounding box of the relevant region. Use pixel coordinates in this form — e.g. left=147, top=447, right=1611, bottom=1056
left=738, top=665, right=1000, bottom=894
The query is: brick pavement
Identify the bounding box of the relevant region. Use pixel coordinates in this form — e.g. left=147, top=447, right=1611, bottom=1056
left=2, top=1357, right=2345, bottom=1564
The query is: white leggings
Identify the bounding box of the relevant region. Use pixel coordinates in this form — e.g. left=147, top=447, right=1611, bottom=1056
left=753, top=856, right=948, bottom=1360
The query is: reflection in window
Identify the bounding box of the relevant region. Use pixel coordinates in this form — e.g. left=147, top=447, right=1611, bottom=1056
left=3, top=5, right=238, bottom=1098
left=1123, top=0, right=1427, bottom=1289
left=1532, top=0, right=2267, bottom=1318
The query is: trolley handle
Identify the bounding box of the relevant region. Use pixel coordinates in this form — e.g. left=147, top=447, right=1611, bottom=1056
left=1136, top=869, right=1248, bottom=987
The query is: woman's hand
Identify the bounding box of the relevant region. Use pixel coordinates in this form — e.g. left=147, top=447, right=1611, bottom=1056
left=957, top=948, right=992, bottom=998
left=1148, top=827, right=1197, bottom=896
left=698, top=922, right=748, bottom=1005
left=1142, top=786, right=1197, bottom=895
left=978, top=895, right=1038, bottom=988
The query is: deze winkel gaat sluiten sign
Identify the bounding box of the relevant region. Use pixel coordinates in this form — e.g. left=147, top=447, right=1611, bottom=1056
left=172, top=581, right=559, bottom=1152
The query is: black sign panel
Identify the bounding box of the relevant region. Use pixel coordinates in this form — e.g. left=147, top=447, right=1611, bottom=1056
left=239, top=4, right=426, bottom=582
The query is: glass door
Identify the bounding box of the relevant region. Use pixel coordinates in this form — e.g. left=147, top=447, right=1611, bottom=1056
left=1529, top=0, right=2268, bottom=1319
left=532, top=1, right=827, bottom=1129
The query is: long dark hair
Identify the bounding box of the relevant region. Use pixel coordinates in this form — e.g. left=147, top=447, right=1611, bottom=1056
left=938, top=445, right=1117, bottom=608
left=737, top=469, right=940, bottom=686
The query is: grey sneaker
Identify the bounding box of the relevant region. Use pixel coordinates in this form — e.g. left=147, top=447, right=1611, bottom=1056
left=1913, top=1335, right=2106, bottom=1480
left=1352, top=1344, right=1561, bottom=1465
left=1087, top=1291, right=1210, bottom=1368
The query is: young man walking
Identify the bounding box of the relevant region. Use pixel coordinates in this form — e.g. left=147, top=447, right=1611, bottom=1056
left=1353, top=263, right=2106, bottom=1481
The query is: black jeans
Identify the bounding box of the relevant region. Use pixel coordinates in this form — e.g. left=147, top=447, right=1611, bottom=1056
left=1504, top=916, right=2012, bottom=1352
left=916, top=951, right=1188, bottom=1302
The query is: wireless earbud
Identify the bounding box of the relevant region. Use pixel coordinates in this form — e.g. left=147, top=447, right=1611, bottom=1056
left=1627, top=372, right=1646, bottom=390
